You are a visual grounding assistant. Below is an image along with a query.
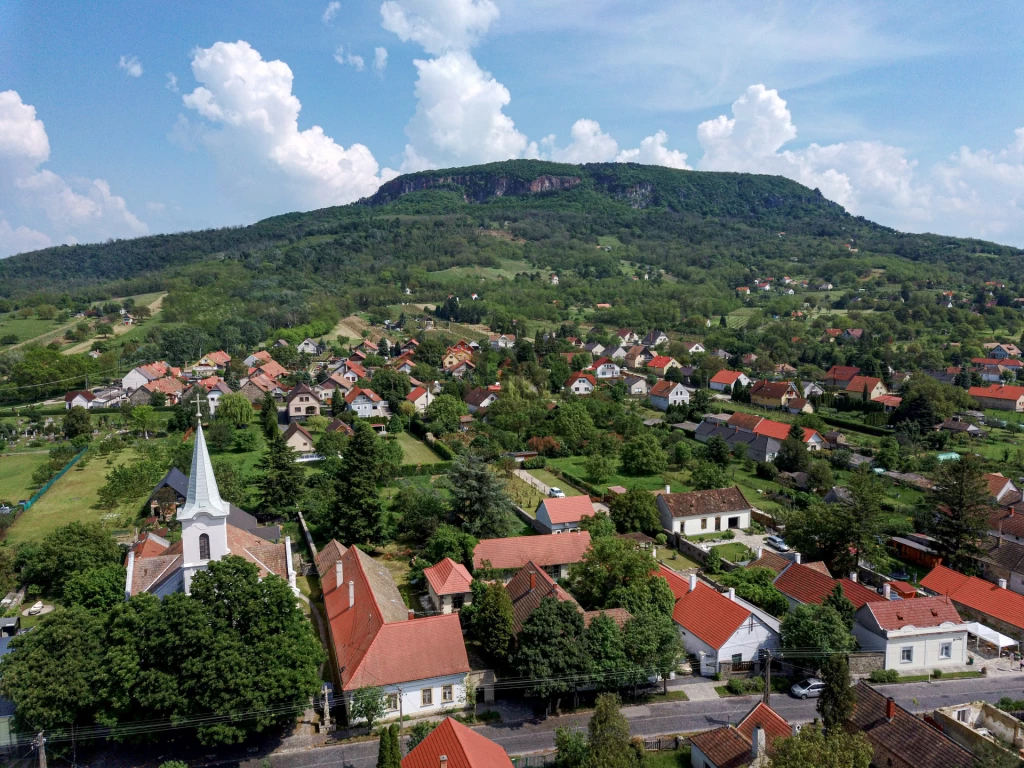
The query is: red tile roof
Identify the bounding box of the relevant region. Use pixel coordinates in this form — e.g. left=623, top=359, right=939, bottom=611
left=659, top=487, right=750, bottom=519
left=920, top=564, right=1024, bottom=631
left=727, top=412, right=764, bottom=431
left=747, top=550, right=791, bottom=575
left=407, top=386, right=429, bottom=401
left=969, top=384, right=1024, bottom=401
left=990, top=506, right=1024, bottom=538
left=862, top=596, right=962, bottom=631
left=344, top=386, right=382, bottom=404
left=423, top=558, right=473, bottom=596
left=506, top=562, right=577, bottom=634
left=65, top=390, right=95, bottom=402
left=774, top=563, right=884, bottom=609
left=314, top=539, right=348, bottom=578
left=648, top=355, right=676, bottom=369
left=650, top=380, right=683, bottom=398
left=754, top=419, right=820, bottom=444
left=672, top=580, right=751, bottom=650
left=845, top=375, right=883, bottom=393
left=873, top=394, right=902, bottom=407
left=402, top=716, right=513, bottom=768
left=711, top=370, right=744, bottom=385
left=565, top=372, right=596, bottom=387
left=540, top=496, right=596, bottom=525
left=984, top=472, right=1018, bottom=501
left=750, top=381, right=796, bottom=399
left=688, top=727, right=752, bottom=768
left=737, top=701, right=791, bottom=747
left=825, top=365, right=860, bottom=381
left=473, top=532, right=591, bottom=571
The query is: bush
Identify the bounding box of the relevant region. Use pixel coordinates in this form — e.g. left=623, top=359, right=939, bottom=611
left=868, top=669, right=900, bottom=683
left=755, top=461, right=779, bottom=480
left=726, top=677, right=764, bottom=695
left=655, top=533, right=667, bottom=546
left=932, top=669, right=943, bottom=678
left=522, top=456, right=547, bottom=469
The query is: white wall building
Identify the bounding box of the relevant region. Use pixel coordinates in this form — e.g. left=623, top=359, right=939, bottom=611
left=657, top=487, right=751, bottom=536
left=853, top=596, right=969, bottom=671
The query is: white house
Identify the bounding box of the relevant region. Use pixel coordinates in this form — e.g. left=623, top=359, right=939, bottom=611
left=296, top=338, right=324, bottom=355
left=122, top=361, right=170, bottom=392
left=489, top=333, right=516, bottom=350
left=606, top=345, right=629, bottom=361
left=536, top=496, right=596, bottom=534
left=406, top=386, right=434, bottom=413
left=642, top=330, right=670, bottom=347
left=423, top=557, right=474, bottom=614
left=345, top=387, right=384, bottom=418
left=465, top=387, right=500, bottom=413
left=682, top=342, right=706, bottom=355
left=593, top=358, right=622, bottom=379
left=853, top=596, right=969, bottom=672
left=649, top=380, right=690, bottom=411
left=64, top=390, right=97, bottom=410
left=565, top=372, right=596, bottom=396
left=661, top=568, right=779, bottom=677
left=623, top=375, right=649, bottom=397
left=710, top=370, right=751, bottom=392
left=657, top=487, right=751, bottom=536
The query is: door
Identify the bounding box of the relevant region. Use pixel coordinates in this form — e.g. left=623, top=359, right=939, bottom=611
left=728, top=516, right=740, bottom=529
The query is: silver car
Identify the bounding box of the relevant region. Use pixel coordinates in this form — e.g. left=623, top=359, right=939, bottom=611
left=791, top=678, right=824, bottom=699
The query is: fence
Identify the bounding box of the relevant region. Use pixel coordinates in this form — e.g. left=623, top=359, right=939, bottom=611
left=511, top=755, right=556, bottom=767
left=21, top=448, right=87, bottom=511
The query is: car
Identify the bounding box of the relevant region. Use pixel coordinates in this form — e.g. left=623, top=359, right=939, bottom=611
left=0, top=506, right=10, bottom=515
left=766, top=535, right=789, bottom=552
left=791, top=678, right=824, bottom=699
left=548, top=487, right=566, bottom=498
left=28, top=601, right=43, bottom=616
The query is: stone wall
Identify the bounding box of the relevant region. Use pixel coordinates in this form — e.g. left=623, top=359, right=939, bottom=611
left=847, top=652, right=886, bottom=676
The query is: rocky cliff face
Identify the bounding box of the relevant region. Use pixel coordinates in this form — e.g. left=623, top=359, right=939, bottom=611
left=365, top=172, right=582, bottom=205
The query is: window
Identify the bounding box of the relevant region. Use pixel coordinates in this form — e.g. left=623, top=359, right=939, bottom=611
left=957, top=708, right=969, bottom=723
left=939, top=642, right=952, bottom=660
left=731, top=654, right=742, bottom=665
left=199, top=533, right=210, bottom=560
left=386, top=693, right=399, bottom=711
left=442, top=685, right=453, bottom=703
left=421, top=688, right=433, bottom=706
left=701, top=518, right=708, bottom=530
left=453, top=595, right=464, bottom=610
left=900, top=646, right=913, bottom=663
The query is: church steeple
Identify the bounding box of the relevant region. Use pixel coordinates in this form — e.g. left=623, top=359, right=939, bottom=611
left=178, top=397, right=228, bottom=520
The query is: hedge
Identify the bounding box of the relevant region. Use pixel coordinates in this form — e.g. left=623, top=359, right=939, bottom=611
left=428, top=439, right=458, bottom=461
left=393, top=462, right=453, bottom=477
left=819, top=416, right=892, bottom=438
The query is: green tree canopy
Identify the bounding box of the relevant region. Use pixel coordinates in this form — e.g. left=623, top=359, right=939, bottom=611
left=19, top=521, right=122, bottom=596
left=770, top=723, right=873, bottom=768
left=445, top=453, right=519, bottom=538
left=926, top=453, right=990, bottom=571
left=620, top=433, right=668, bottom=476
left=609, top=486, right=660, bottom=533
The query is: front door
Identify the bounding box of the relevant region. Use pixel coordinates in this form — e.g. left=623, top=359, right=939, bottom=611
left=728, top=516, right=740, bottom=529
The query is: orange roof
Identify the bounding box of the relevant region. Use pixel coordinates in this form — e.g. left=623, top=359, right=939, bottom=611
left=402, top=716, right=513, bottom=768
left=845, top=375, right=882, bottom=393
left=650, top=380, right=683, bottom=398
left=204, top=350, right=231, bottom=365
left=984, top=472, right=1017, bottom=500
left=969, top=384, right=1024, bottom=401
left=774, top=563, right=884, bottom=609
left=345, top=386, right=382, bottom=404
left=423, top=558, right=473, bottom=596
left=131, top=533, right=169, bottom=559
left=252, top=360, right=288, bottom=379
left=671, top=580, right=751, bottom=650
left=727, top=412, right=764, bottom=431
left=825, top=365, right=860, bottom=381
left=921, top=565, right=1024, bottom=631
left=751, top=418, right=821, bottom=444
left=473, top=532, right=591, bottom=571
left=750, top=381, right=796, bottom=399
left=407, top=386, right=429, bottom=401
left=710, top=369, right=743, bottom=385
left=540, top=496, right=596, bottom=525
left=648, top=355, right=675, bottom=368
left=873, top=394, right=902, bottom=407
left=862, top=595, right=961, bottom=631
left=737, top=701, right=791, bottom=747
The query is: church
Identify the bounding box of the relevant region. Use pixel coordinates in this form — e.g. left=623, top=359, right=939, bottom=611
left=125, top=420, right=297, bottom=597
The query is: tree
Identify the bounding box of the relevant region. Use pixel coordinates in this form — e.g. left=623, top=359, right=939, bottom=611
left=703, top=547, right=723, bottom=573
left=817, top=653, right=855, bottom=731
left=393, top=482, right=449, bottom=543
left=702, top=435, right=731, bottom=467
left=554, top=727, right=591, bottom=768
left=788, top=423, right=806, bottom=442
left=554, top=399, right=596, bottom=450
left=370, top=368, right=411, bottom=407
left=569, top=537, right=667, bottom=614
left=927, top=454, right=990, bottom=571
left=254, top=426, right=305, bottom=516
left=781, top=604, right=855, bottom=660
left=466, top=579, right=515, bottom=663
left=770, top=723, right=872, bottom=768
left=445, top=454, right=519, bottom=538
left=774, top=436, right=811, bottom=472
left=260, top=391, right=280, bottom=438
left=407, top=720, right=438, bottom=751
left=512, top=597, right=588, bottom=708
left=425, top=394, right=467, bottom=435
left=580, top=510, right=617, bottom=538
left=808, top=460, right=834, bottom=494
left=622, top=611, right=683, bottom=693
left=62, top=405, right=92, bottom=440
left=717, top=567, right=790, bottom=617
left=609, top=486, right=660, bottom=533
left=216, top=392, right=254, bottom=428
left=19, top=521, right=122, bottom=596
left=422, top=524, right=477, bottom=567
left=690, top=460, right=727, bottom=491
left=588, top=693, right=644, bottom=768
left=234, top=428, right=262, bottom=452
left=350, top=686, right=386, bottom=734
left=823, top=584, right=856, bottom=631
left=585, top=451, right=616, bottom=484
left=620, top=433, right=667, bottom=476
left=131, top=405, right=157, bottom=439
left=211, top=458, right=248, bottom=506
left=327, top=421, right=388, bottom=544
left=205, top=418, right=235, bottom=452
left=582, top=612, right=628, bottom=691
left=63, top=564, right=126, bottom=613
left=377, top=721, right=400, bottom=767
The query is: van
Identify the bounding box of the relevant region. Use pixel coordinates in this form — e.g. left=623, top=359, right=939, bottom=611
left=766, top=535, right=789, bottom=552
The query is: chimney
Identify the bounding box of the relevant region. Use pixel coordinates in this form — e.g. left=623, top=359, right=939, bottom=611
left=727, top=587, right=736, bottom=602
left=757, top=547, right=763, bottom=560
left=530, top=573, right=536, bottom=591
left=335, top=560, right=343, bottom=586
left=439, top=756, right=448, bottom=768
left=849, top=571, right=858, bottom=583
left=999, top=578, right=1008, bottom=590
left=883, top=583, right=892, bottom=599
left=348, top=580, right=355, bottom=609
left=408, top=608, right=415, bottom=619
left=794, top=552, right=802, bottom=565
left=886, top=697, right=896, bottom=721
left=689, top=573, right=698, bottom=592
left=751, top=726, right=766, bottom=758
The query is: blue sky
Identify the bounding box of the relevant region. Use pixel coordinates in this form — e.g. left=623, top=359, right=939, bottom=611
left=2, top=0, right=1024, bottom=257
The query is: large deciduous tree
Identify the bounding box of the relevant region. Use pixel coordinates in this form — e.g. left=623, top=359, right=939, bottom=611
left=445, top=453, right=519, bottom=538
left=608, top=485, right=660, bottom=533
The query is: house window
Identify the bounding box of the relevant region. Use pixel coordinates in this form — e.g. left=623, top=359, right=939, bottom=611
left=442, top=685, right=454, bottom=703
left=939, top=642, right=952, bottom=660
left=701, top=518, right=708, bottom=530
left=957, top=708, right=969, bottom=723
left=386, top=693, right=399, bottom=711
left=900, top=646, right=913, bottom=663
left=199, top=533, right=210, bottom=560
left=421, top=688, right=433, bottom=707
left=731, top=654, right=742, bottom=665
left=453, top=594, right=464, bottom=611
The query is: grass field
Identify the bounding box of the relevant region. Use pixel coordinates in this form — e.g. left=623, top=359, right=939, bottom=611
left=546, top=456, right=684, bottom=495
left=527, top=468, right=583, bottom=495
left=430, top=258, right=534, bottom=282
left=643, top=747, right=690, bottom=767
left=506, top=475, right=544, bottom=514
left=0, top=315, right=67, bottom=344
left=394, top=432, right=442, bottom=465
left=713, top=542, right=756, bottom=563
left=0, top=452, right=49, bottom=504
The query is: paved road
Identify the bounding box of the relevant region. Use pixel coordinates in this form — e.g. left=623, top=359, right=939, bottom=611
left=257, top=675, right=1024, bottom=768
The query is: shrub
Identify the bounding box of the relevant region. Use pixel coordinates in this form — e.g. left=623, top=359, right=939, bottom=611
left=726, top=677, right=764, bottom=695
left=932, top=669, right=943, bottom=678
left=755, top=461, right=779, bottom=480
left=522, top=456, right=547, bottom=469
left=868, top=669, right=900, bottom=683
left=655, top=533, right=667, bottom=546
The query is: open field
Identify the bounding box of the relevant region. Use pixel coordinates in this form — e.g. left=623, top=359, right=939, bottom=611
left=394, top=432, right=442, bottom=465
left=0, top=452, right=48, bottom=504
left=326, top=314, right=368, bottom=343
left=547, top=456, right=684, bottom=494
left=429, top=258, right=534, bottom=282
left=62, top=292, right=167, bottom=355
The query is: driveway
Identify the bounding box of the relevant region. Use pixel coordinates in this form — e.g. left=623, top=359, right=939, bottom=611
left=514, top=469, right=551, bottom=495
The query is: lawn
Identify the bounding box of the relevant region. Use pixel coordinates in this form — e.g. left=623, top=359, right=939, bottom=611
left=0, top=452, right=49, bottom=504
left=546, top=456, right=684, bottom=495
left=713, top=542, right=756, bottom=563
left=0, top=314, right=74, bottom=346
left=657, top=550, right=700, bottom=570
left=644, top=746, right=690, bottom=767
left=393, top=432, right=442, bottom=465
left=527, top=468, right=583, bottom=495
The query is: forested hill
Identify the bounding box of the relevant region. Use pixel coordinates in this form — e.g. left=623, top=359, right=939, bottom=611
left=1, top=160, right=1021, bottom=301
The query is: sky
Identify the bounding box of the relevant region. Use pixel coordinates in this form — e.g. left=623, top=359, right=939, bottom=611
left=1, top=0, right=1024, bottom=258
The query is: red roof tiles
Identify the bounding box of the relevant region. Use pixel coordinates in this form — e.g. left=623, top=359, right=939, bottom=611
left=862, top=596, right=961, bottom=631
left=540, top=496, right=596, bottom=525
left=774, top=563, right=884, bottom=609
left=920, top=564, right=1024, bottom=631
left=969, top=384, right=1024, bottom=401
left=423, top=558, right=473, bottom=596
left=473, top=532, right=591, bottom=571
left=402, top=716, right=513, bottom=768
left=672, top=580, right=751, bottom=650
left=711, top=370, right=744, bottom=385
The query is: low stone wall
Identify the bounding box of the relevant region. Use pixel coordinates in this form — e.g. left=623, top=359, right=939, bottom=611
left=847, top=652, right=886, bottom=676
left=668, top=532, right=740, bottom=572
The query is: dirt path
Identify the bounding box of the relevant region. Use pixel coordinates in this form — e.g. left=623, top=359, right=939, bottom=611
left=62, top=292, right=166, bottom=355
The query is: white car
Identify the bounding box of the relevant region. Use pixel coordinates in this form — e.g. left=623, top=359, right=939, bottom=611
left=766, top=535, right=789, bottom=552
left=28, top=601, right=43, bottom=616
left=791, top=678, right=824, bottom=699
left=548, top=487, right=566, bottom=498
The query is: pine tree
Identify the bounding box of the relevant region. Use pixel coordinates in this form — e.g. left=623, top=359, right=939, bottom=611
left=445, top=454, right=519, bottom=538
left=260, top=391, right=279, bottom=438
left=823, top=584, right=856, bottom=631
left=927, top=454, right=990, bottom=571
left=817, top=654, right=855, bottom=732
left=376, top=721, right=394, bottom=768
left=254, top=427, right=305, bottom=515
left=588, top=693, right=643, bottom=768
left=328, top=421, right=386, bottom=544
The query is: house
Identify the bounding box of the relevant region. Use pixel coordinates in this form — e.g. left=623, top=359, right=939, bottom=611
left=709, top=370, right=750, bottom=392
left=549, top=273, right=559, bottom=285
left=465, top=387, right=499, bottom=413
left=389, top=353, right=415, bottom=374
left=239, top=373, right=286, bottom=404
left=984, top=342, right=1022, bottom=359
left=250, top=359, right=289, bottom=380
left=344, top=387, right=384, bottom=418
left=615, top=329, right=640, bottom=345
left=873, top=394, right=902, bottom=412
left=605, top=345, right=629, bottom=361
left=536, top=496, right=596, bottom=534
left=121, top=361, right=171, bottom=392
left=354, top=339, right=379, bottom=356
left=689, top=701, right=790, bottom=768
left=968, top=384, right=1024, bottom=411
left=682, top=342, right=706, bottom=355
left=933, top=700, right=1024, bottom=762
left=824, top=365, right=860, bottom=389
left=273, top=339, right=289, bottom=348
left=649, top=380, right=689, bottom=411
left=592, top=357, right=622, bottom=379
left=623, top=375, right=649, bottom=397
left=285, top=383, right=321, bottom=422
left=889, top=533, right=943, bottom=570
left=820, top=328, right=843, bottom=343
left=129, top=376, right=185, bottom=406
left=773, top=562, right=884, bottom=612
left=317, top=372, right=353, bottom=402
left=489, top=333, right=516, bottom=350
left=724, top=412, right=825, bottom=450
left=203, top=379, right=232, bottom=415
left=402, top=716, right=513, bottom=768
left=406, top=386, right=434, bottom=413
left=193, top=350, right=231, bottom=374
left=126, top=421, right=295, bottom=597
left=693, top=423, right=782, bottom=464
left=817, top=282, right=833, bottom=291
left=243, top=350, right=273, bottom=368
left=660, top=567, right=779, bottom=677
left=296, top=338, right=324, bottom=355
left=282, top=422, right=315, bottom=453
left=844, top=375, right=887, bottom=400
left=64, top=390, right=97, bottom=410
left=985, top=472, right=1021, bottom=505
left=786, top=397, right=813, bottom=415
left=647, top=355, right=680, bottom=376
left=423, top=558, right=473, bottom=614
left=853, top=596, right=968, bottom=671
left=442, top=347, right=473, bottom=370
left=448, top=359, right=475, bottom=379
left=657, top=486, right=751, bottom=536
left=801, top=380, right=824, bottom=399
left=749, top=381, right=798, bottom=409
left=622, top=345, right=653, bottom=368
left=564, top=371, right=596, bottom=396
left=472, top=531, right=591, bottom=581
left=336, top=360, right=367, bottom=382
left=736, top=286, right=750, bottom=295
left=320, top=543, right=470, bottom=723
left=920, top=565, right=1024, bottom=643
left=506, top=561, right=579, bottom=633
left=582, top=341, right=605, bottom=358
left=641, top=330, right=669, bottom=347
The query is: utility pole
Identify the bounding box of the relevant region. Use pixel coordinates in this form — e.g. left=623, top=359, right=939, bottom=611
left=762, top=650, right=772, bottom=705
left=35, top=731, right=46, bottom=768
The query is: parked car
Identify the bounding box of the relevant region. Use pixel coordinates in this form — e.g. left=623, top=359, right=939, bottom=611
left=28, top=601, right=43, bottom=616
left=791, top=678, right=824, bottom=699
left=0, top=506, right=10, bottom=515
left=766, top=535, right=789, bottom=552
left=548, top=487, right=566, bottom=498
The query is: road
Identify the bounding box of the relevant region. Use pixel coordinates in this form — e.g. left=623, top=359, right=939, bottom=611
left=256, top=675, right=1024, bottom=768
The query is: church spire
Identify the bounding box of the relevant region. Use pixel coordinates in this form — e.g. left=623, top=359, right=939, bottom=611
left=178, top=396, right=228, bottom=519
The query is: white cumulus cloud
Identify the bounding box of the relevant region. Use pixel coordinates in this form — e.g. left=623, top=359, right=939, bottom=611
left=381, top=0, right=498, bottom=55
left=333, top=46, right=365, bottom=71
left=0, top=90, right=147, bottom=258
left=537, top=120, right=690, bottom=169
left=181, top=40, right=396, bottom=214
left=165, top=73, right=179, bottom=93
left=374, top=47, right=389, bottom=74
left=616, top=131, right=690, bottom=169
left=322, top=1, right=341, bottom=24
left=118, top=55, right=143, bottom=78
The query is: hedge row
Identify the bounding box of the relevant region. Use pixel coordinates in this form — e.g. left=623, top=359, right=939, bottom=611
left=819, top=416, right=892, bottom=438
left=393, top=461, right=453, bottom=477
